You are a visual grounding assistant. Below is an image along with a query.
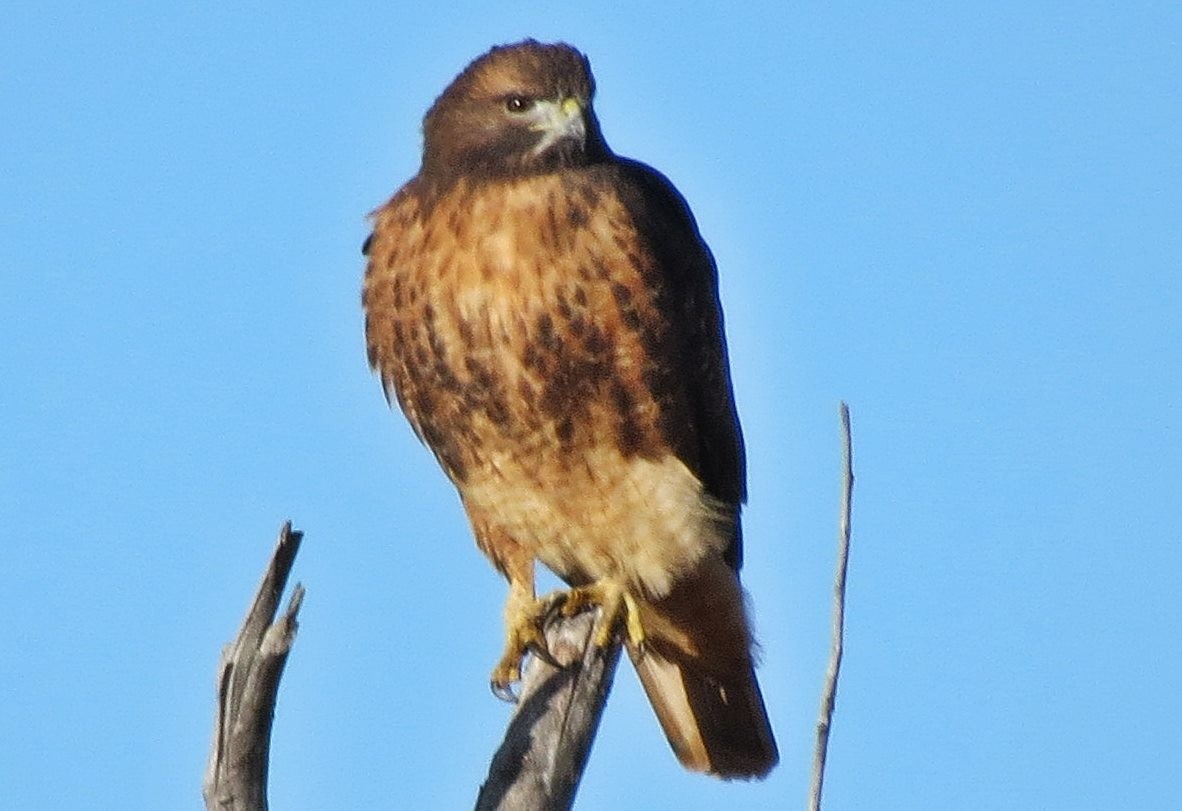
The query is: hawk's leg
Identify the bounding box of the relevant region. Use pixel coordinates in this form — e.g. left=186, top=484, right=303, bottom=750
left=489, top=565, right=563, bottom=701
left=556, top=579, right=647, bottom=653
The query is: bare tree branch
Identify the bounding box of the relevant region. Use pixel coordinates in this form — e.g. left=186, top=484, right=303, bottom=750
left=204, top=522, right=305, bottom=811
left=809, top=402, right=854, bottom=811
left=476, top=609, right=622, bottom=811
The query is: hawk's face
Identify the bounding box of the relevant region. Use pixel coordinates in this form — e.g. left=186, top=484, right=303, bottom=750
left=421, top=40, right=610, bottom=182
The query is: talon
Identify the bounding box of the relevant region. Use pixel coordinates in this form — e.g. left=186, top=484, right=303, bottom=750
left=526, top=638, right=562, bottom=670
left=490, top=678, right=519, bottom=703
left=538, top=589, right=569, bottom=622
left=490, top=651, right=524, bottom=702
left=490, top=590, right=565, bottom=696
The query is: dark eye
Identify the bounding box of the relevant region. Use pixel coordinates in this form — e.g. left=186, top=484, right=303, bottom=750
left=504, top=96, right=535, bottom=114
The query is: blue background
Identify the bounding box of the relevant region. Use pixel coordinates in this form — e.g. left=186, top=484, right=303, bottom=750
left=3, top=3, right=1179, bottom=808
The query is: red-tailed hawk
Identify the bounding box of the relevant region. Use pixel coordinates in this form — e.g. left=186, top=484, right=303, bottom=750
left=363, top=40, right=777, bottom=778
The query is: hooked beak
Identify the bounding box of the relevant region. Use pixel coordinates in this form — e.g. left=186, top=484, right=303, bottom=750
left=529, top=96, right=586, bottom=155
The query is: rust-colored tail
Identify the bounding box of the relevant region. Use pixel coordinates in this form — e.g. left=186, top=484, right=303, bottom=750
left=629, top=558, right=778, bottom=779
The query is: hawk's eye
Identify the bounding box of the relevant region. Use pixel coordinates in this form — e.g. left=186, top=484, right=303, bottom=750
left=504, top=96, right=535, bottom=115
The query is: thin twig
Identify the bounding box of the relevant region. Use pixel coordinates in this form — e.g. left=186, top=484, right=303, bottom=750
left=809, top=403, right=854, bottom=811
left=475, top=609, right=622, bottom=811
left=204, top=522, right=305, bottom=811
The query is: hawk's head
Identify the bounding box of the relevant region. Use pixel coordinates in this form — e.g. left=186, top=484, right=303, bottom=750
left=421, top=40, right=611, bottom=182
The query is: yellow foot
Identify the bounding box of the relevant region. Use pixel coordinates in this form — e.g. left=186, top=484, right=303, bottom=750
left=489, top=592, right=564, bottom=702
left=558, top=580, right=647, bottom=653
left=489, top=581, right=648, bottom=700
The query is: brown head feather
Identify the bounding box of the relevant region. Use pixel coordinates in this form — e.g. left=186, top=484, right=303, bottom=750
left=421, top=40, right=610, bottom=182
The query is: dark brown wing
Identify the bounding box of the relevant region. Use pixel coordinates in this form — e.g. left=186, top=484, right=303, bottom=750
left=609, top=161, right=776, bottom=777
left=361, top=182, right=460, bottom=474
left=610, top=157, right=748, bottom=569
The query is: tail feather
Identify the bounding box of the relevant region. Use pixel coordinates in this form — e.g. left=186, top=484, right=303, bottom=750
left=629, top=558, right=778, bottom=779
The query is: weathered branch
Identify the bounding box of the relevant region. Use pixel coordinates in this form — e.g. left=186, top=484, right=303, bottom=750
left=475, top=609, right=622, bottom=811
left=204, top=522, right=305, bottom=811
left=809, top=403, right=854, bottom=811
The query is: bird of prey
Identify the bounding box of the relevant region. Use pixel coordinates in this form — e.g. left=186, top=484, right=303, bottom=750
left=363, top=40, right=777, bottom=778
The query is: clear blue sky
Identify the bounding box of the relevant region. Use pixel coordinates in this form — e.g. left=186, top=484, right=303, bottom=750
left=3, top=3, right=1179, bottom=809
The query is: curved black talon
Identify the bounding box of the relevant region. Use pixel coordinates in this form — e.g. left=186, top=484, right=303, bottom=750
left=526, top=638, right=563, bottom=670
left=540, top=590, right=571, bottom=622
left=490, top=679, right=520, bottom=704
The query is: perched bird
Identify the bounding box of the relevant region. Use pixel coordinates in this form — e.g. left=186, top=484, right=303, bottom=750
left=363, top=40, right=777, bottom=778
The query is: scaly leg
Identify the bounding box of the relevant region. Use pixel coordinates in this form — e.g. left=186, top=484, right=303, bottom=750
left=467, top=515, right=558, bottom=700
left=489, top=559, right=563, bottom=700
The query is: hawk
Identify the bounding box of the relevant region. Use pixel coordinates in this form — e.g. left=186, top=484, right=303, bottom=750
left=363, top=40, right=777, bottom=778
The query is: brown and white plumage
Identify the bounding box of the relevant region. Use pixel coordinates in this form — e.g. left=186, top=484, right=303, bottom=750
left=363, top=40, right=777, bottom=778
